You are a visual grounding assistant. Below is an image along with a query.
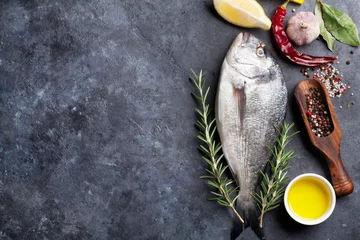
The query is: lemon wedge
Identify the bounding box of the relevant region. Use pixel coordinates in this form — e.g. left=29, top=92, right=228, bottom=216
left=213, top=0, right=272, bottom=30
left=290, top=0, right=304, bottom=4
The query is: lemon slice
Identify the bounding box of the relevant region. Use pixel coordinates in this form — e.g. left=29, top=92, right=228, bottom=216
left=213, top=0, right=271, bottom=30
left=290, top=0, right=304, bottom=4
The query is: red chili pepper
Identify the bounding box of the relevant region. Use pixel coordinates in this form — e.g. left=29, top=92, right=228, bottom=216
left=271, top=1, right=337, bottom=67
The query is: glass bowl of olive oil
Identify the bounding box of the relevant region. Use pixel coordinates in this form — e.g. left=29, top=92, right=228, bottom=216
left=284, top=173, right=336, bottom=225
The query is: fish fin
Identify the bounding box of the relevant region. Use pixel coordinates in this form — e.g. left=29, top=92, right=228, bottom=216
left=231, top=203, right=265, bottom=240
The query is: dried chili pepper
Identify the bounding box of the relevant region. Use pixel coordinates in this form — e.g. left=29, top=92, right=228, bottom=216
left=272, top=1, right=337, bottom=67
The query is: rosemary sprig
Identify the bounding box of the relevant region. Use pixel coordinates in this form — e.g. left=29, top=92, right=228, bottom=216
left=190, top=69, right=244, bottom=224
left=251, top=122, right=299, bottom=228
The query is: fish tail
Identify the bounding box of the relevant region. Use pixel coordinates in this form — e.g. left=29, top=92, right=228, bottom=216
left=231, top=199, right=265, bottom=240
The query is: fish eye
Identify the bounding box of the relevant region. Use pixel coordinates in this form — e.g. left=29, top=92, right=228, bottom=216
left=256, top=47, right=265, bottom=58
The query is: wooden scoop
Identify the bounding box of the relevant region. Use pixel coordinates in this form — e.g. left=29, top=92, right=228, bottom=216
left=294, top=79, right=353, bottom=196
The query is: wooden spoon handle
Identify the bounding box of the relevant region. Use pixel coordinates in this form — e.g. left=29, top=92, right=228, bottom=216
left=326, top=154, right=354, bottom=196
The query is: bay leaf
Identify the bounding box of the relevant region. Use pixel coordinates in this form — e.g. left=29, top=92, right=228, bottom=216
left=321, top=2, right=360, bottom=46
left=315, top=2, right=335, bottom=51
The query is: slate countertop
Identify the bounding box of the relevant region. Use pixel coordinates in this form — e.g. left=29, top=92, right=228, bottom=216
left=0, top=1, right=359, bottom=239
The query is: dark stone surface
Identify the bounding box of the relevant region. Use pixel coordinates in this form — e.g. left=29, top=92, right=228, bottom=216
left=0, top=0, right=359, bottom=239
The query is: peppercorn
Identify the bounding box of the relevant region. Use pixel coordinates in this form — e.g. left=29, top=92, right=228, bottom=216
left=312, top=63, right=349, bottom=98
left=350, top=50, right=354, bottom=54
left=346, top=60, right=350, bottom=65
left=305, top=87, right=334, bottom=137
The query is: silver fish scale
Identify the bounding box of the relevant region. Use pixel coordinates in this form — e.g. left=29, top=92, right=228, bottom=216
left=215, top=33, right=287, bottom=217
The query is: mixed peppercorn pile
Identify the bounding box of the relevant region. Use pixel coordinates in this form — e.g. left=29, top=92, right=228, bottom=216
left=305, top=87, right=334, bottom=137
left=313, top=64, right=348, bottom=98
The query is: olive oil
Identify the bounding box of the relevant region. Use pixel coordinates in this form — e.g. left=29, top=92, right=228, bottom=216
left=288, top=177, right=331, bottom=219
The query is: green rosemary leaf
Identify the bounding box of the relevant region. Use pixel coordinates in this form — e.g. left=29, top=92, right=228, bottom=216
left=211, top=191, right=224, bottom=197
left=208, top=118, right=216, bottom=128
left=278, top=173, right=286, bottom=183
left=219, top=165, right=229, bottom=177
left=273, top=146, right=278, bottom=157
left=269, top=159, right=275, bottom=170
left=259, top=190, right=264, bottom=199
left=252, top=122, right=299, bottom=229
left=204, top=105, right=210, bottom=114
left=232, top=195, right=240, bottom=205
left=200, top=175, right=215, bottom=179
left=257, top=204, right=263, bottom=212
left=228, top=187, right=238, bottom=196
left=266, top=204, right=280, bottom=212
left=190, top=69, right=244, bottom=224
left=224, top=179, right=234, bottom=187
left=195, top=108, right=204, bottom=117
left=278, top=188, right=286, bottom=195
left=190, top=69, right=197, bottom=78
left=207, top=180, right=220, bottom=188
left=214, top=144, right=222, bottom=156
left=196, top=120, right=206, bottom=130
left=212, top=141, right=217, bottom=152
left=192, top=93, right=203, bottom=102
left=198, top=133, right=207, bottom=141
left=199, top=145, right=210, bottom=155
left=204, top=87, right=210, bottom=103
left=202, top=156, right=213, bottom=166
left=288, top=131, right=300, bottom=139
left=216, top=154, right=224, bottom=163
left=208, top=197, right=221, bottom=201
left=259, top=170, right=266, bottom=180
left=263, top=173, right=270, bottom=184
left=211, top=127, right=217, bottom=139
left=205, top=169, right=216, bottom=178
left=200, top=78, right=205, bottom=89
left=275, top=126, right=282, bottom=135
left=271, top=194, right=283, bottom=204
left=215, top=154, right=223, bottom=166
left=225, top=180, right=235, bottom=187
left=197, top=135, right=207, bottom=143
left=217, top=199, right=230, bottom=207
left=260, top=182, right=267, bottom=193
left=250, top=193, right=261, bottom=203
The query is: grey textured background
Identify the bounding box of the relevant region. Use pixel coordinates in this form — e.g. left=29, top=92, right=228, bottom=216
left=0, top=0, right=359, bottom=239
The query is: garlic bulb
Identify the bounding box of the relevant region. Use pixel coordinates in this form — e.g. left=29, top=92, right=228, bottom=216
left=286, top=12, right=320, bottom=46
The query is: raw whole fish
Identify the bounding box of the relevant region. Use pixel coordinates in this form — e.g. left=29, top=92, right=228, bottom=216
left=215, top=32, right=287, bottom=239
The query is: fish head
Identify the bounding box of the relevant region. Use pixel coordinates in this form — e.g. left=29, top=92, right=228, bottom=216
left=225, top=32, right=278, bottom=84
